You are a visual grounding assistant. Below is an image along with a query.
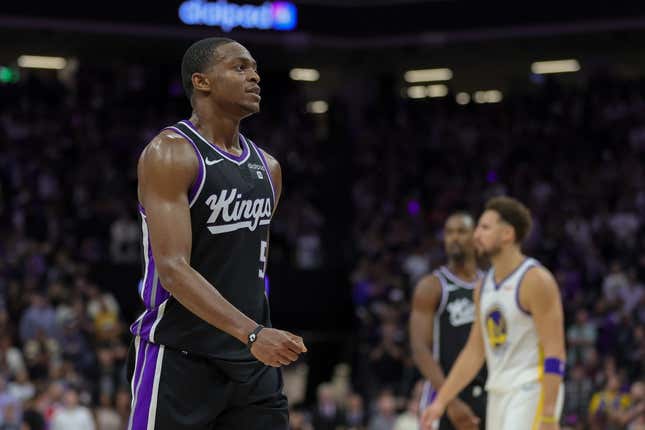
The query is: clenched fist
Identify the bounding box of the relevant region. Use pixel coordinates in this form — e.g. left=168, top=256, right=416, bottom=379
left=249, top=328, right=307, bottom=367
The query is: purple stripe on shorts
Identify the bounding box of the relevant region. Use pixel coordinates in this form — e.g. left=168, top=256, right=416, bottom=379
left=129, top=316, right=142, bottom=337
left=131, top=341, right=147, bottom=403
left=137, top=308, right=159, bottom=340
left=127, top=340, right=148, bottom=430
left=130, top=342, right=161, bottom=430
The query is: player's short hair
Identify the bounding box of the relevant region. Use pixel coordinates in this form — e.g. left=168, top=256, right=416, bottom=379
left=485, top=196, right=533, bottom=243
left=181, top=37, right=235, bottom=101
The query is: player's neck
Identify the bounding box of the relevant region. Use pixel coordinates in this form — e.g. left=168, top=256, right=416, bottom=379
left=447, top=258, right=478, bottom=282
left=189, top=107, right=241, bottom=152
left=491, top=246, right=525, bottom=282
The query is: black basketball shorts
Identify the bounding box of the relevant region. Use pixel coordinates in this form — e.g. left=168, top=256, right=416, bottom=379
left=126, top=337, right=288, bottom=430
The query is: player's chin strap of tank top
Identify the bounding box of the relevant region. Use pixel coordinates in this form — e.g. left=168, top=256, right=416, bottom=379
left=246, top=325, right=265, bottom=349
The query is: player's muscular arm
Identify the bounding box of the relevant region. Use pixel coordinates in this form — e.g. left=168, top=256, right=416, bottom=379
left=410, top=275, right=446, bottom=388
left=422, top=282, right=486, bottom=429
left=139, top=132, right=304, bottom=367
left=521, top=267, right=566, bottom=419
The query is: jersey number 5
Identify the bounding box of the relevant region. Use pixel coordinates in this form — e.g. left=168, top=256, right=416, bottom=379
left=258, top=240, right=268, bottom=278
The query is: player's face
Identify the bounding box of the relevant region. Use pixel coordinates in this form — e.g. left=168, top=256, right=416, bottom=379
left=443, top=215, right=474, bottom=261
left=208, top=42, right=261, bottom=117
left=474, top=210, right=505, bottom=258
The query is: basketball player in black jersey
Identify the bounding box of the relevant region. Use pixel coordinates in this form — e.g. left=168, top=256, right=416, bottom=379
left=126, top=37, right=307, bottom=430
left=410, top=213, right=486, bottom=430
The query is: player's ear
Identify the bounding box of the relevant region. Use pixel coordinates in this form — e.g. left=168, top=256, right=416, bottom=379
left=191, top=72, right=211, bottom=93
left=501, top=224, right=515, bottom=243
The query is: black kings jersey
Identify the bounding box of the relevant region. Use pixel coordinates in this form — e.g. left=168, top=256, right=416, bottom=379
left=433, top=266, right=487, bottom=387
left=130, top=120, right=275, bottom=361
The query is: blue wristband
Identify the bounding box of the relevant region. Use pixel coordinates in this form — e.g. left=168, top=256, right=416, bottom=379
left=544, top=357, right=565, bottom=376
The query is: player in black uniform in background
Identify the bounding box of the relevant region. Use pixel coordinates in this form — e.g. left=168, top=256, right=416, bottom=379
left=410, top=213, right=486, bottom=430
left=127, top=37, right=306, bottom=430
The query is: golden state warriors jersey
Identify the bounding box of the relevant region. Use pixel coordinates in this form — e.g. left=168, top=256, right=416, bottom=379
left=479, top=258, right=542, bottom=393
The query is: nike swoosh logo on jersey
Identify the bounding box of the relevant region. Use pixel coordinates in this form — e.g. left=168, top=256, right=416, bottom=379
left=205, top=157, right=224, bottom=165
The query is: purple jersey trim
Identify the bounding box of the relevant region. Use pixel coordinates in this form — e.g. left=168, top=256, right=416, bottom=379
left=493, top=257, right=528, bottom=291
left=182, top=119, right=250, bottom=163
left=165, top=126, right=206, bottom=207
left=515, top=262, right=538, bottom=316
left=247, top=137, right=277, bottom=204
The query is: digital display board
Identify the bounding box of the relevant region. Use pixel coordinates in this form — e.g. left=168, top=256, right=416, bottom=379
left=178, top=0, right=297, bottom=32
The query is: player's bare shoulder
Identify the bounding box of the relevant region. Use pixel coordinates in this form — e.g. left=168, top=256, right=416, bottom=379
left=139, top=129, right=198, bottom=172
left=412, top=273, right=442, bottom=309
left=522, top=265, right=559, bottom=295
left=519, top=264, right=561, bottom=312
left=137, top=129, right=199, bottom=200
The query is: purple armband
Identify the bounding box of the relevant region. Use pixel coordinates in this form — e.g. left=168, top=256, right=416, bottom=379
left=544, top=357, right=565, bottom=376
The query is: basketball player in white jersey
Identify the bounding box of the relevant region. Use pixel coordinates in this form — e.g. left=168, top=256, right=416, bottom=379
left=421, top=196, right=566, bottom=430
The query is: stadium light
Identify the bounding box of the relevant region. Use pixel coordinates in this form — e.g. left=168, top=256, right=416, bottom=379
left=404, top=68, right=452, bottom=83
left=289, top=68, right=319, bottom=82
left=406, top=86, right=427, bottom=99
left=456, top=92, right=470, bottom=105
left=17, top=55, right=67, bottom=70
left=473, top=91, right=487, bottom=104
left=485, top=90, right=503, bottom=103
left=531, top=59, right=580, bottom=74
left=473, top=90, right=503, bottom=104
left=427, top=84, right=448, bottom=98
left=307, top=100, right=328, bottom=114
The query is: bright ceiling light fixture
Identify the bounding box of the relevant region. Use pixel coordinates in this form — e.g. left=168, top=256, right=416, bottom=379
left=485, top=90, right=503, bottom=103
left=456, top=92, right=470, bottom=105
left=404, top=68, right=453, bottom=83
left=473, top=90, right=503, bottom=104
left=289, top=68, right=320, bottom=81
left=17, top=55, right=67, bottom=70
left=307, top=100, right=328, bottom=114
left=427, top=84, right=448, bottom=98
left=531, top=59, right=580, bottom=74
left=406, top=85, right=427, bottom=99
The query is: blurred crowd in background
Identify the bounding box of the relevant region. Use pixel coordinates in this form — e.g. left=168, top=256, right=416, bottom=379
left=1, top=61, right=645, bottom=430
